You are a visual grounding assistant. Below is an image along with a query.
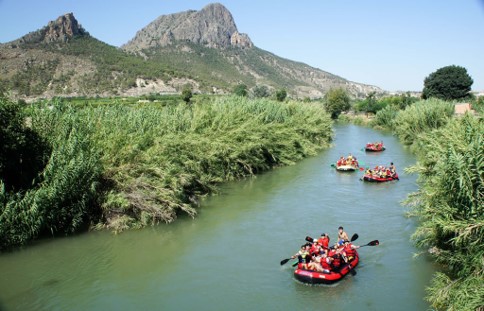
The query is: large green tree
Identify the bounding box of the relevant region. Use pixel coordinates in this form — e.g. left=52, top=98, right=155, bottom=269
left=422, top=65, right=473, bottom=100
left=323, top=88, right=351, bottom=119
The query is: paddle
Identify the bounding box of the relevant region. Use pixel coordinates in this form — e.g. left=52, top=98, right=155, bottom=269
left=359, top=240, right=379, bottom=247
left=280, top=258, right=292, bottom=265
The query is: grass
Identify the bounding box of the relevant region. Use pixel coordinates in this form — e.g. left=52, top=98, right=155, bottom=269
left=1, top=95, right=333, bottom=248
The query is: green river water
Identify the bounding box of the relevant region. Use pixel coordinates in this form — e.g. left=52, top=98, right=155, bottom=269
left=0, top=124, right=436, bottom=311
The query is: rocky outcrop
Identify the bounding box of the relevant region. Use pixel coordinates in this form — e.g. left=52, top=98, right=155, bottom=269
left=122, top=3, right=253, bottom=51
left=230, top=31, right=253, bottom=48
left=10, top=13, right=87, bottom=46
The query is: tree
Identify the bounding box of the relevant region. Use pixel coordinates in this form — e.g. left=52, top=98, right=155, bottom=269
left=181, top=87, right=193, bottom=103
left=323, top=88, right=351, bottom=119
left=422, top=65, right=473, bottom=100
left=252, top=85, right=270, bottom=98
left=275, top=89, right=287, bottom=102
left=233, top=84, right=248, bottom=97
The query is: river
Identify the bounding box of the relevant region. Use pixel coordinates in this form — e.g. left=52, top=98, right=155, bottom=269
left=0, top=124, right=435, bottom=311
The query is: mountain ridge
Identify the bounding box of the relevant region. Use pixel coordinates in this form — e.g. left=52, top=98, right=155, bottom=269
left=0, top=4, right=384, bottom=100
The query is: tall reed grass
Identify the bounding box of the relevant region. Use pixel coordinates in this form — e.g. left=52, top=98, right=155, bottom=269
left=1, top=102, right=102, bottom=249
left=393, top=99, right=454, bottom=146
left=2, top=96, right=332, bottom=247
left=405, top=114, right=483, bottom=310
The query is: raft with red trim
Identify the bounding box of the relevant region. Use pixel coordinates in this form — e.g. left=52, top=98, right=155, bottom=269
left=335, top=164, right=358, bottom=172
left=365, top=145, right=385, bottom=152
left=362, top=173, right=399, bottom=182
left=294, top=253, right=359, bottom=284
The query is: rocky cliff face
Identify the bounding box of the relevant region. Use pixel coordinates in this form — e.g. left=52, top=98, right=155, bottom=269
left=12, top=13, right=87, bottom=46
left=122, top=3, right=253, bottom=51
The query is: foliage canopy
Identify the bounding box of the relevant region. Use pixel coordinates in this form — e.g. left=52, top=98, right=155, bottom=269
left=233, top=84, right=248, bottom=97
left=422, top=65, right=473, bottom=100
left=323, top=88, right=351, bottom=119
left=275, top=89, right=287, bottom=102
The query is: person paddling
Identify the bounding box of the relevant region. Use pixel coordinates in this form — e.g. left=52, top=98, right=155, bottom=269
left=342, top=240, right=360, bottom=262
left=291, top=244, right=311, bottom=269
left=389, top=162, right=396, bottom=175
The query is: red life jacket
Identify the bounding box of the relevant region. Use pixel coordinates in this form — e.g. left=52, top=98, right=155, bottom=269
left=309, top=245, right=319, bottom=255
left=344, top=244, right=356, bottom=258
left=320, top=257, right=331, bottom=270
left=318, top=237, right=329, bottom=249
left=332, top=255, right=342, bottom=268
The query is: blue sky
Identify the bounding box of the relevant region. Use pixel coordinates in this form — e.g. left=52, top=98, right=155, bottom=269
left=1, top=0, right=483, bottom=92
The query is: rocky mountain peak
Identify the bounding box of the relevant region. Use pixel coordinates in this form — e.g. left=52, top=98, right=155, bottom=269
left=13, top=12, right=87, bottom=45
left=122, top=3, right=253, bottom=51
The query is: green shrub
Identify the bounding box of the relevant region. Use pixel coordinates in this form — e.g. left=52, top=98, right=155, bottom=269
left=393, top=99, right=454, bottom=145
left=372, top=104, right=399, bottom=130
left=0, top=95, right=50, bottom=191
left=17, top=97, right=332, bottom=234
left=405, top=115, right=483, bottom=311
left=1, top=104, right=102, bottom=250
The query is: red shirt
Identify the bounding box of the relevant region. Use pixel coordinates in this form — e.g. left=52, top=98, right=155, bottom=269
left=318, top=237, right=329, bottom=249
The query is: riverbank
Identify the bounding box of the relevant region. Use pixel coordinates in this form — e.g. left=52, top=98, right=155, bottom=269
left=0, top=124, right=435, bottom=311
left=368, top=98, right=483, bottom=311
left=0, top=95, right=333, bottom=249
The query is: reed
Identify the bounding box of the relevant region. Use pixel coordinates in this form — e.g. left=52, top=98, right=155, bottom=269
left=393, top=99, right=454, bottom=146
left=1, top=101, right=102, bottom=249
left=371, top=104, right=399, bottom=130
left=2, top=96, right=333, bottom=247
left=405, top=114, right=483, bottom=311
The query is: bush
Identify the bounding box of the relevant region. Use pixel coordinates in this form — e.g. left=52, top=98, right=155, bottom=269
left=252, top=85, right=270, bottom=98
left=393, top=99, right=454, bottom=145
left=372, top=105, right=400, bottom=130
left=233, top=84, right=248, bottom=97
left=1, top=103, right=102, bottom=250
left=181, top=88, right=193, bottom=103
left=15, top=97, right=332, bottom=235
left=0, top=95, right=49, bottom=191
left=405, top=115, right=483, bottom=311
left=275, top=89, right=287, bottom=102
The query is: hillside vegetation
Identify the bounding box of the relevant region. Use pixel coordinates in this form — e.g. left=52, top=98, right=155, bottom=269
left=0, top=95, right=333, bottom=249
left=0, top=6, right=382, bottom=100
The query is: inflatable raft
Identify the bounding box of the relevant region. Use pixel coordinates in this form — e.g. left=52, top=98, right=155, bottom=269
left=362, top=173, right=399, bottom=182
left=335, top=164, right=358, bottom=172
left=365, top=145, right=385, bottom=152
left=294, top=253, right=359, bottom=285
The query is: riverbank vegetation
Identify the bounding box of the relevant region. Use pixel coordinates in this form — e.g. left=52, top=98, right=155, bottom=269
left=405, top=115, right=483, bottom=311
left=0, top=95, right=333, bottom=249
left=365, top=91, right=483, bottom=310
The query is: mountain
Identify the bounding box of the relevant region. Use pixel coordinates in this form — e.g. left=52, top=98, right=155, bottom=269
left=0, top=4, right=383, bottom=100
left=122, top=3, right=381, bottom=98
left=123, top=3, right=252, bottom=50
